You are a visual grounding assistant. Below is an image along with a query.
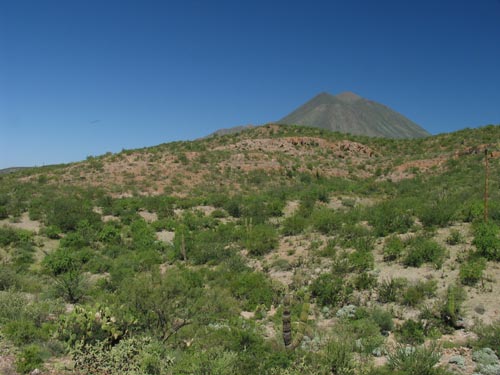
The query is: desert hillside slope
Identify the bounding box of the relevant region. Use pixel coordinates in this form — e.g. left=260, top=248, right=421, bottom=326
left=1, top=124, right=500, bottom=375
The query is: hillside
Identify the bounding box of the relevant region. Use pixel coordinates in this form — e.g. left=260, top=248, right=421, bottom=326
left=0, top=167, right=29, bottom=175
left=206, top=124, right=256, bottom=138
left=1, top=124, right=500, bottom=375
left=279, top=92, right=430, bottom=139
left=8, top=123, right=492, bottom=197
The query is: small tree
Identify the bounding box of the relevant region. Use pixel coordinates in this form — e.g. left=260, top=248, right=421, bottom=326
left=122, top=268, right=203, bottom=342
left=43, top=248, right=87, bottom=303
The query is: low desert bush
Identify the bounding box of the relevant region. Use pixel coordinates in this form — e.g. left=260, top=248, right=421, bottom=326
left=403, top=237, right=446, bottom=268
left=378, top=278, right=407, bottom=303
left=474, top=320, right=500, bottom=356
left=459, top=257, right=486, bottom=286
left=310, top=207, right=341, bottom=235
left=383, top=236, right=405, bottom=261
left=367, top=201, right=414, bottom=237
left=446, top=229, right=464, bottom=245
left=282, top=214, right=307, bottom=236
left=396, top=319, right=426, bottom=345
left=310, top=273, right=352, bottom=307
left=16, top=344, right=45, bottom=374
left=473, top=222, right=500, bottom=261
left=402, top=279, right=437, bottom=307
left=387, top=343, right=447, bottom=375
left=244, top=224, right=279, bottom=256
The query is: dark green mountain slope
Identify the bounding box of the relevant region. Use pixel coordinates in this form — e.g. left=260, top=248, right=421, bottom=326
left=279, top=92, right=430, bottom=139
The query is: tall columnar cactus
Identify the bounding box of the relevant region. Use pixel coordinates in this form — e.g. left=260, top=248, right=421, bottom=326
left=282, top=292, right=310, bottom=350
left=441, top=285, right=463, bottom=328
left=282, top=294, right=292, bottom=349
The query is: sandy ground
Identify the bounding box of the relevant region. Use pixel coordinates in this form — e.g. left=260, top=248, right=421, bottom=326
left=0, top=213, right=41, bottom=233
left=156, top=230, right=175, bottom=243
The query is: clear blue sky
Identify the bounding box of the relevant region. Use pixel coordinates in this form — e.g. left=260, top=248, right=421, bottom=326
left=1, top=0, right=500, bottom=168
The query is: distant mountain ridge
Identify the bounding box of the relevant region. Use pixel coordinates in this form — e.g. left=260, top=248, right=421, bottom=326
left=0, top=167, right=29, bottom=175
left=279, top=92, right=430, bottom=139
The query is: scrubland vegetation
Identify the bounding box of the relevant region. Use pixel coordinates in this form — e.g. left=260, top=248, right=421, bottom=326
left=1, top=124, right=500, bottom=374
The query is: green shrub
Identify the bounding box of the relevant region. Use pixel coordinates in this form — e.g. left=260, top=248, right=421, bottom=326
left=353, top=272, right=377, bottom=291
left=282, top=214, right=307, bottom=236
left=348, top=249, right=374, bottom=272
left=42, top=247, right=87, bottom=303
left=419, top=197, right=456, bottom=228
left=41, top=225, right=61, bottom=239
left=473, top=222, right=500, bottom=260
left=3, top=319, right=47, bottom=345
left=310, top=207, right=341, bottom=235
left=403, top=237, right=446, bottom=268
left=224, top=198, right=242, bottom=218
left=43, top=247, right=82, bottom=275
left=0, top=205, right=8, bottom=219
left=297, top=196, right=315, bottom=218
left=370, top=307, right=394, bottom=333
left=463, top=201, right=485, bottom=223
left=229, top=271, right=274, bottom=310
left=0, top=265, right=20, bottom=290
left=120, top=268, right=204, bottom=341
left=383, top=236, right=405, bottom=261
left=189, top=230, right=234, bottom=265
left=0, top=290, right=29, bottom=323
left=396, top=319, right=426, bottom=345
left=337, top=223, right=372, bottom=249
left=331, top=251, right=355, bottom=276
left=402, top=280, right=437, bottom=307
left=459, top=257, right=486, bottom=286
left=475, top=320, right=500, bottom=356
left=325, top=335, right=355, bottom=375
left=0, top=226, right=30, bottom=246
left=211, top=208, right=228, bottom=218
left=387, top=343, right=445, bottom=375
left=368, top=201, right=414, bottom=237
left=446, top=229, right=464, bottom=245
left=378, top=278, right=407, bottom=303
left=130, top=219, right=157, bottom=250
left=0, top=291, right=61, bottom=326
left=169, top=346, right=237, bottom=375
left=16, top=344, right=45, bottom=374
left=46, top=197, right=100, bottom=232
left=244, top=224, right=278, bottom=256
left=59, top=231, right=90, bottom=250
left=98, top=223, right=122, bottom=244
left=310, top=273, right=352, bottom=307
left=349, top=318, right=385, bottom=354
left=13, top=241, right=36, bottom=272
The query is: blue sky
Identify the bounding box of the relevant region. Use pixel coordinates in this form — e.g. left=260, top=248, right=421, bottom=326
left=1, top=0, right=500, bottom=168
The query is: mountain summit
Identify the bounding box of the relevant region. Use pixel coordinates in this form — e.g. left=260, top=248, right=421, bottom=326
left=279, top=92, right=430, bottom=139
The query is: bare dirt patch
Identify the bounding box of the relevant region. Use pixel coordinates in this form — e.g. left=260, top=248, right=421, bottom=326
left=387, top=156, right=447, bottom=181
left=327, top=195, right=378, bottom=210
left=0, top=338, right=16, bottom=375
left=138, top=210, right=158, bottom=223
left=157, top=230, right=175, bottom=244
left=102, top=215, right=120, bottom=222
left=283, top=201, right=300, bottom=218
left=0, top=212, right=41, bottom=233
